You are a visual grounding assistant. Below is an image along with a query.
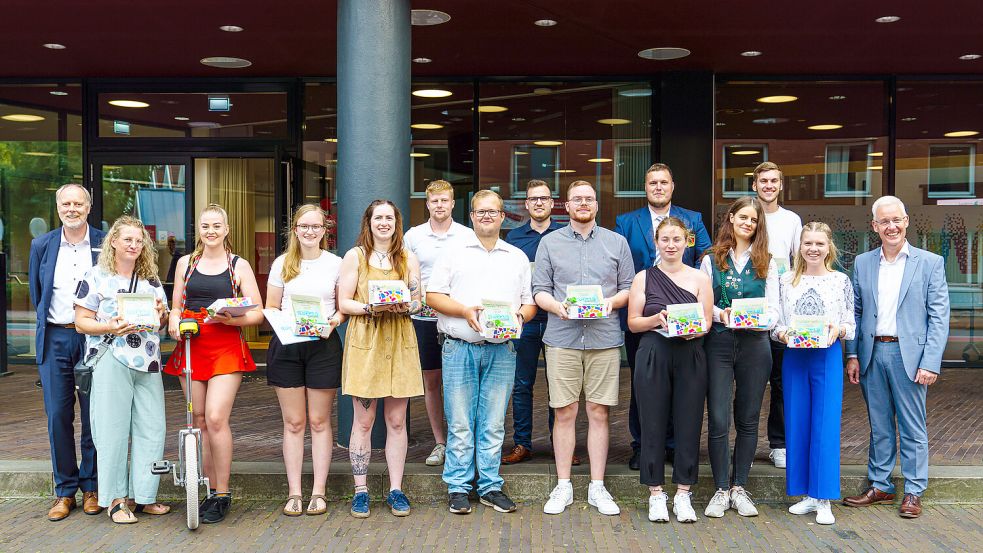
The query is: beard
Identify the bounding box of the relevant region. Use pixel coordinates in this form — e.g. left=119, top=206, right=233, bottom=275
left=570, top=209, right=594, bottom=224
left=648, top=197, right=669, bottom=209
left=62, top=218, right=86, bottom=230
left=529, top=209, right=551, bottom=223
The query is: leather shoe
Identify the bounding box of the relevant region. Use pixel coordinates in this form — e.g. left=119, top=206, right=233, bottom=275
left=628, top=450, right=640, bottom=471
left=501, top=445, right=532, bottom=465
left=899, top=493, right=922, bottom=518
left=571, top=454, right=581, bottom=467
left=83, top=491, right=103, bottom=515
left=843, top=487, right=895, bottom=507
left=47, top=497, right=76, bottom=521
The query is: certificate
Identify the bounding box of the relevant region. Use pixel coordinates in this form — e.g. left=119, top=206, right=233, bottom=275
left=291, top=294, right=328, bottom=337
left=117, top=293, right=158, bottom=332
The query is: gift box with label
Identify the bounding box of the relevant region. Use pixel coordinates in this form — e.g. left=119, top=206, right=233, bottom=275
left=480, top=299, right=520, bottom=341
left=786, top=315, right=829, bottom=348
left=291, top=295, right=328, bottom=337
left=368, top=280, right=410, bottom=305
left=565, top=284, right=606, bottom=319
left=665, top=302, right=708, bottom=337
left=728, top=297, right=770, bottom=329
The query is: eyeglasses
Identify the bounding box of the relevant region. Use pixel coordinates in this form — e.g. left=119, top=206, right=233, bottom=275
left=118, top=237, right=144, bottom=246
left=873, top=217, right=907, bottom=227
left=526, top=195, right=553, bottom=204
left=296, top=224, right=326, bottom=232
left=567, top=197, right=596, bottom=205
left=472, top=209, right=502, bottom=218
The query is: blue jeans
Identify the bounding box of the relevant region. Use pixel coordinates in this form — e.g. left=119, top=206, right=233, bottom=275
left=511, top=320, right=554, bottom=449
left=442, top=338, right=516, bottom=495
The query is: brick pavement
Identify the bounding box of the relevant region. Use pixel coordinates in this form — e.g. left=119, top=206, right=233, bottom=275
left=0, top=498, right=980, bottom=552
left=0, top=366, right=980, bottom=466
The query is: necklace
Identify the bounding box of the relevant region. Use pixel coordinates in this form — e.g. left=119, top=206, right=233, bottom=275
left=372, top=249, right=389, bottom=264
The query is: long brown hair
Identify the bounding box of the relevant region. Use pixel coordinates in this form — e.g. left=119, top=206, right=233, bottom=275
left=708, top=196, right=770, bottom=279
left=281, top=204, right=327, bottom=283
left=97, top=215, right=160, bottom=281
left=355, top=199, right=408, bottom=279
left=791, top=221, right=840, bottom=286
left=190, top=203, right=234, bottom=263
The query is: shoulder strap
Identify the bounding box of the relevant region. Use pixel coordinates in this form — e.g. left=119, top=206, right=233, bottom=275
left=227, top=253, right=241, bottom=298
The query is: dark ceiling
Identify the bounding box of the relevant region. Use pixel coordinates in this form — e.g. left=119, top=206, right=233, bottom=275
left=2, top=1, right=983, bottom=78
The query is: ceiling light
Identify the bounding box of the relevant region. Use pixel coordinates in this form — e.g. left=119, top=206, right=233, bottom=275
left=49, top=90, right=68, bottom=96
left=808, top=124, right=843, bottom=130
left=411, top=9, right=451, bottom=25
left=200, top=56, right=252, bottom=68
left=829, top=95, right=847, bottom=100
left=959, top=54, right=981, bottom=60
left=43, top=43, right=66, bottom=50
left=533, top=140, right=563, bottom=146
left=875, top=16, right=900, bottom=23
left=413, top=89, right=452, bottom=98
left=554, top=169, right=575, bottom=173
left=638, top=47, right=691, bottom=60
left=869, top=165, right=884, bottom=170
left=1, top=114, right=45, bottom=122
left=945, top=130, right=979, bottom=137
left=219, top=25, right=244, bottom=32
left=744, top=172, right=755, bottom=176
left=477, top=105, right=508, bottom=113
left=901, top=116, right=917, bottom=122
left=868, top=152, right=883, bottom=157
left=731, top=150, right=761, bottom=155
left=108, top=100, right=149, bottom=108
left=534, top=19, right=557, bottom=27
left=514, top=151, right=528, bottom=155
left=413, top=57, right=432, bottom=64
left=22, top=151, right=56, bottom=157
left=511, top=117, right=526, bottom=122
left=324, top=138, right=338, bottom=142
left=716, top=122, right=726, bottom=126
left=618, top=88, right=652, bottom=97
left=756, top=95, right=798, bottom=103
left=533, top=87, right=552, bottom=95
left=752, top=117, right=789, bottom=124
left=411, top=123, right=443, bottom=130
left=587, top=158, right=613, bottom=163
left=410, top=152, right=430, bottom=158
left=597, top=118, right=631, bottom=125
left=741, top=51, right=762, bottom=57
left=174, top=116, right=190, bottom=121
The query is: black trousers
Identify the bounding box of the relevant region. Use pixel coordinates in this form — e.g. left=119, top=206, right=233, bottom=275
left=767, top=339, right=786, bottom=449
left=635, top=332, right=707, bottom=487
left=626, top=330, right=676, bottom=452
left=704, top=328, right=772, bottom=490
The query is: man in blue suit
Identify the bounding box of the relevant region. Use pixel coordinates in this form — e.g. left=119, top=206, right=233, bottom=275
left=843, top=196, right=949, bottom=519
left=614, top=163, right=711, bottom=469
left=28, top=183, right=105, bottom=521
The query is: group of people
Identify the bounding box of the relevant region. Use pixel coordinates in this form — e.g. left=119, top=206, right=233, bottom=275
left=27, top=159, right=948, bottom=526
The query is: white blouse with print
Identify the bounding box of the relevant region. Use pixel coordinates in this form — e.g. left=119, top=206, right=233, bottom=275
left=772, top=271, right=856, bottom=342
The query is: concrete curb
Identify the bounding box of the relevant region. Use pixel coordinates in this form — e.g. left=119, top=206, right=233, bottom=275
left=3, top=460, right=980, bottom=504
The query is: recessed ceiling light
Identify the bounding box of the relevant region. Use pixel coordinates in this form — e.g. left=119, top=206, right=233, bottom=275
left=49, top=91, right=68, bottom=96
left=413, top=57, right=432, bottom=64
left=744, top=172, right=755, bottom=176
left=901, top=116, right=917, bottom=122
left=219, top=25, right=244, bottom=32
left=808, top=124, right=843, bottom=130
left=753, top=117, right=790, bottom=124
left=108, top=100, right=149, bottom=108
left=411, top=9, right=451, bottom=25
left=533, top=140, right=564, bottom=146
left=869, top=165, right=884, bottom=170
left=411, top=123, right=443, bottom=130
left=1, top=114, right=45, bottom=122
left=959, top=54, right=981, bottom=60
left=477, top=105, right=508, bottom=113
left=413, top=89, right=452, bottom=98
left=587, top=158, right=613, bottom=163
left=716, top=122, right=726, bottom=126
left=597, top=118, right=631, bottom=125
left=410, top=152, right=430, bottom=158
left=875, top=16, right=900, bottom=23
left=511, top=117, right=526, bottom=122
left=534, top=19, right=557, bottom=27
left=868, top=152, right=883, bottom=157
left=43, top=43, right=66, bottom=50
left=829, top=95, right=847, bottom=100
left=324, top=138, right=338, bottom=142
left=945, top=130, right=979, bottom=137
left=731, top=150, right=761, bottom=155
left=174, top=116, right=190, bottom=121
left=618, top=88, right=652, bottom=97
left=756, top=95, right=798, bottom=103
left=638, top=47, right=691, bottom=60
left=554, top=169, right=575, bottom=173
left=514, top=151, right=528, bottom=155
left=200, top=56, right=252, bottom=68
left=741, top=51, right=762, bottom=57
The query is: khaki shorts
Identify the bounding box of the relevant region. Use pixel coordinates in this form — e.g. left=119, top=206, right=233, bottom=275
left=545, top=346, right=621, bottom=408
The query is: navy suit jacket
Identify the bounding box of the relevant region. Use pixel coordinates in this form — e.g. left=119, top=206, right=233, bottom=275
left=614, top=204, right=711, bottom=273
left=28, top=225, right=106, bottom=364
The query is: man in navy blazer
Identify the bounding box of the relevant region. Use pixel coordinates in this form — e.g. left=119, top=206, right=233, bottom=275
left=843, top=196, right=949, bottom=519
left=614, top=163, right=711, bottom=469
left=28, top=184, right=106, bottom=521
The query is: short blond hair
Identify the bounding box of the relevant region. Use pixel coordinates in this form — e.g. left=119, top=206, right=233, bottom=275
left=426, top=180, right=454, bottom=198
left=526, top=179, right=551, bottom=194
left=752, top=161, right=783, bottom=181
left=566, top=180, right=595, bottom=198
left=471, top=189, right=504, bottom=210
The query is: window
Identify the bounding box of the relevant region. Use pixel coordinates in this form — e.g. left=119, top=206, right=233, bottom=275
left=721, top=144, right=768, bottom=197
left=511, top=144, right=559, bottom=197
left=824, top=141, right=874, bottom=197
left=614, top=140, right=651, bottom=197
left=928, top=144, right=976, bottom=198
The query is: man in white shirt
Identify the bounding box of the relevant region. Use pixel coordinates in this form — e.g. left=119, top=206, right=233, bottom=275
left=752, top=161, right=803, bottom=469
left=404, top=180, right=475, bottom=467
left=28, top=184, right=105, bottom=521
left=427, top=190, right=537, bottom=516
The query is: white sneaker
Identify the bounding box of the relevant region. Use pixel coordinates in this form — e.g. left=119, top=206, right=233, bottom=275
left=648, top=492, right=669, bottom=522
left=673, top=491, right=698, bottom=523
left=789, top=496, right=819, bottom=515
left=543, top=482, right=573, bottom=515
left=425, top=443, right=446, bottom=466
left=704, top=489, right=730, bottom=518
left=730, top=488, right=759, bottom=517
left=815, top=499, right=835, bottom=525
left=587, top=483, right=621, bottom=516
left=769, top=448, right=787, bottom=469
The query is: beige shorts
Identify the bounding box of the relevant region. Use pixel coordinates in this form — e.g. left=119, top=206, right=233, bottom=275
left=545, top=346, right=621, bottom=408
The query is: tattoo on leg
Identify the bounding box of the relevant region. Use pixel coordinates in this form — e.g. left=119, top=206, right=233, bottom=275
left=351, top=447, right=370, bottom=476
left=357, top=397, right=373, bottom=410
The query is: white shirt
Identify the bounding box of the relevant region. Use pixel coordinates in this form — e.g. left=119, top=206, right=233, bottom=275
left=875, top=242, right=910, bottom=337
left=648, top=204, right=670, bottom=265
left=699, top=249, right=780, bottom=328
left=427, top=236, right=534, bottom=344
left=48, top=228, right=94, bottom=324
left=764, top=207, right=802, bottom=275
left=268, top=250, right=343, bottom=319
left=772, top=271, right=856, bottom=342
left=404, top=220, right=475, bottom=285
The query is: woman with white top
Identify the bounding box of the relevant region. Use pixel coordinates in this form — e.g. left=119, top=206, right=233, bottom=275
left=773, top=222, right=855, bottom=525
left=265, top=204, right=345, bottom=517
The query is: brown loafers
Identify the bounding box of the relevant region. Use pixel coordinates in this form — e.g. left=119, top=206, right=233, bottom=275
left=843, top=486, right=895, bottom=507
left=501, top=445, right=532, bottom=465
left=83, top=491, right=104, bottom=515
left=899, top=493, right=922, bottom=518
left=47, top=497, right=76, bottom=521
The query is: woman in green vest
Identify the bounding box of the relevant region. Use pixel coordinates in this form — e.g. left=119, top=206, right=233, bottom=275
left=699, top=196, right=779, bottom=520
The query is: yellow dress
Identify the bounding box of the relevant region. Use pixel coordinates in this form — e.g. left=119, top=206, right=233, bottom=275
left=341, top=249, right=423, bottom=399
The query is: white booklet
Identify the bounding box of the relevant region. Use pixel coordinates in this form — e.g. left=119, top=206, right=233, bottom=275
left=117, top=293, right=158, bottom=332
left=263, top=309, right=318, bottom=346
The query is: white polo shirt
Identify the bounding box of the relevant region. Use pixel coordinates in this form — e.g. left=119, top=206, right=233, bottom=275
left=403, top=220, right=475, bottom=286
left=875, top=242, right=910, bottom=337
left=48, top=227, right=94, bottom=324
left=427, top=236, right=534, bottom=344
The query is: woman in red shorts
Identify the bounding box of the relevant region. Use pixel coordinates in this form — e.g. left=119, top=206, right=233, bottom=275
left=165, top=203, right=263, bottom=524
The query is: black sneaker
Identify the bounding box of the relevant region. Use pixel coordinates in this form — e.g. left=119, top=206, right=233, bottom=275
left=448, top=492, right=472, bottom=514
left=202, top=495, right=231, bottom=524
left=479, top=490, right=516, bottom=513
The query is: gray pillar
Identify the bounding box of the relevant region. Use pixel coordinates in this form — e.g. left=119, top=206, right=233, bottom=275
left=336, top=0, right=411, bottom=449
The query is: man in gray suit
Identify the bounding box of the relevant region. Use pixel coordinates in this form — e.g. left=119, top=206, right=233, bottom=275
left=843, top=195, right=949, bottom=518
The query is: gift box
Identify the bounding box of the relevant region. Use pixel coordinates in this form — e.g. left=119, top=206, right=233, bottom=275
left=728, top=297, right=769, bottom=329
left=565, top=284, right=606, bottom=319
left=787, top=315, right=828, bottom=349
left=665, top=303, right=707, bottom=337
left=291, top=295, right=328, bottom=337
left=480, top=299, right=520, bottom=341
left=368, top=280, right=410, bottom=305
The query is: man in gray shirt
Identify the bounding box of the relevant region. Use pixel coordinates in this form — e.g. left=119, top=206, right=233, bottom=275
left=533, top=180, right=634, bottom=516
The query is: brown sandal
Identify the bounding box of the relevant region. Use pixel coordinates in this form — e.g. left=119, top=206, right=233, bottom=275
left=306, top=495, right=328, bottom=516
left=127, top=501, right=171, bottom=515
left=283, top=495, right=304, bottom=517
left=108, top=501, right=137, bottom=524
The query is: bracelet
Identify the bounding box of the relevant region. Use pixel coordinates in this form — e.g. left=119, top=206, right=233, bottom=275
left=362, top=303, right=373, bottom=317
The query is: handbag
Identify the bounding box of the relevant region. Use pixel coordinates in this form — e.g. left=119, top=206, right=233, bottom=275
left=74, top=272, right=139, bottom=395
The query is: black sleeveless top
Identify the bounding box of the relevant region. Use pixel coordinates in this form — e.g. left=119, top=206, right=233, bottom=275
left=183, top=257, right=238, bottom=312
left=642, top=266, right=698, bottom=317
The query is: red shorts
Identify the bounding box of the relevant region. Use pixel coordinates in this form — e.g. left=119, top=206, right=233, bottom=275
left=163, top=309, right=257, bottom=381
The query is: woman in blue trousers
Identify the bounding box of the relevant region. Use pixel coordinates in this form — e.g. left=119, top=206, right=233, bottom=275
left=773, top=221, right=855, bottom=525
